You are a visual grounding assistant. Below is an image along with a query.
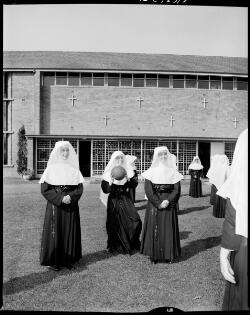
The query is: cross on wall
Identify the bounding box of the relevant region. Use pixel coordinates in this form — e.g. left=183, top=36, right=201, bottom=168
left=68, top=93, right=77, bottom=107
left=232, top=117, right=239, bottom=129
left=169, top=115, right=175, bottom=127
left=103, top=114, right=111, bottom=126
left=137, top=96, right=144, bottom=109
left=202, top=97, right=208, bottom=109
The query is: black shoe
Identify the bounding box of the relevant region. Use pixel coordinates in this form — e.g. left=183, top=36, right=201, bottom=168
left=66, top=264, right=75, bottom=270
left=47, top=265, right=60, bottom=271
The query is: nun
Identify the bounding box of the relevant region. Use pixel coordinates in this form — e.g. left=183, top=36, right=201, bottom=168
left=188, top=156, right=203, bottom=198
left=140, top=146, right=183, bottom=264
left=39, top=141, right=84, bottom=271
left=217, top=129, right=248, bottom=310
left=126, top=155, right=138, bottom=202
left=207, top=154, right=230, bottom=218
left=100, top=151, right=142, bottom=255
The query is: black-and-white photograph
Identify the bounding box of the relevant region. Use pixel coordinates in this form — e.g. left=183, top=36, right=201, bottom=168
left=2, top=2, right=248, bottom=312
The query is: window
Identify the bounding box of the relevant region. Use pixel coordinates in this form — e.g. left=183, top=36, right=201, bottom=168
left=108, top=73, right=120, bottom=86
left=43, top=72, right=55, bottom=86
left=173, top=75, right=184, bottom=88
left=56, top=72, right=67, bottom=85
left=236, top=77, right=248, bottom=90
left=178, top=141, right=197, bottom=175
left=37, top=138, right=78, bottom=175
left=158, top=74, right=169, bottom=88
left=81, top=73, right=92, bottom=86
left=133, top=74, right=145, bottom=87
left=185, top=75, right=197, bottom=88
left=3, top=100, right=12, bottom=165
left=210, top=76, right=221, bottom=89
left=225, top=142, right=236, bottom=165
left=68, top=72, right=80, bottom=86
left=93, top=73, right=104, bottom=86
left=222, top=77, right=233, bottom=90
left=121, top=73, right=132, bottom=86
left=198, top=75, right=209, bottom=89
left=145, top=74, right=157, bottom=87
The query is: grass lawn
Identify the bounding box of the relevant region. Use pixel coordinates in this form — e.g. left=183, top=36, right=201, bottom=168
left=2, top=177, right=225, bottom=312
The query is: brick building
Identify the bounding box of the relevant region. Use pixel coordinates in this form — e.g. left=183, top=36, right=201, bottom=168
left=3, top=51, right=248, bottom=178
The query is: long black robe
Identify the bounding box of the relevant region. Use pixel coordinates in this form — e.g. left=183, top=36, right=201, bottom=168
left=140, top=180, right=181, bottom=263
left=213, top=193, right=226, bottom=218
left=101, top=176, right=142, bottom=254
left=128, top=170, right=138, bottom=202
left=189, top=169, right=203, bottom=198
left=210, top=184, right=217, bottom=205
left=221, top=198, right=249, bottom=311
left=40, top=182, right=83, bottom=268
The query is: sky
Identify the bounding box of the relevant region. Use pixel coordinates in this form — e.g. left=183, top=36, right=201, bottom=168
left=3, top=4, right=248, bottom=57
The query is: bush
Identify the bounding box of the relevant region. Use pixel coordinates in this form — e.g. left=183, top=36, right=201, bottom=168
left=16, top=125, right=28, bottom=175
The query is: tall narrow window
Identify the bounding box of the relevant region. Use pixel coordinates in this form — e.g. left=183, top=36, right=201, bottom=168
left=173, top=75, right=184, bottom=88
left=93, top=73, right=104, bottom=86
left=108, top=73, right=120, bottom=86
left=81, top=73, right=92, bottom=86
left=68, top=72, right=80, bottom=86
left=56, top=72, right=67, bottom=85
left=210, top=76, right=221, bottom=89
left=198, top=75, right=209, bottom=89
left=185, top=75, right=197, bottom=88
left=236, top=77, right=248, bottom=90
left=158, top=74, right=169, bottom=88
left=133, top=74, right=145, bottom=87
left=145, top=74, right=157, bottom=87
left=43, top=72, right=55, bottom=86
left=121, top=73, right=132, bottom=86
left=222, top=77, right=233, bottom=90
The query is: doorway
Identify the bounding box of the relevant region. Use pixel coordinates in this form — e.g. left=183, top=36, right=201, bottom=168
left=79, top=140, right=91, bottom=177
left=198, top=142, right=210, bottom=178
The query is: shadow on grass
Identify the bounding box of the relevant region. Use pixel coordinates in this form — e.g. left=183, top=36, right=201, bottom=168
left=181, top=193, right=211, bottom=197
left=175, top=236, right=221, bottom=263
left=3, top=249, right=119, bottom=296
left=179, top=231, right=192, bottom=240
left=178, top=205, right=210, bottom=215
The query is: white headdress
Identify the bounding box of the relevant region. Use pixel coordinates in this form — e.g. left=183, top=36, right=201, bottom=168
left=100, top=151, right=129, bottom=206
left=188, top=156, right=204, bottom=170
left=39, top=141, right=85, bottom=185
left=217, top=129, right=248, bottom=238
left=206, top=154, right=230, bottom=189
left=126, top=155, right=137, bottom=175
left=141, top=146, right=183, bottom=184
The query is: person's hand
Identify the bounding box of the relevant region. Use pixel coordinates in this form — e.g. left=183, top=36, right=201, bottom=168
left=220, top=247, right=236, bottom=284
left=125, top=174, right=130, bottom=181
left=159, top=200, right=169, bottom=209
left=62, top=195, right=71, bottom=204
left=109, top=176, right=115, bottom=186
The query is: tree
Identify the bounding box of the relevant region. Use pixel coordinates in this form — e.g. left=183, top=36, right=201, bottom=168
left=16, top=125, right=28, bottom=175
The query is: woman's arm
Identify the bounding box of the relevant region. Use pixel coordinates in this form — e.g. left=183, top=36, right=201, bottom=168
left=67, top=183, right=83, bottom=203
left=144, top=179, right=162, bottom=209
left=166, top=182, right=181, bottom=204
left=41, top=182, right=64, bottom=207
left=101, top=179, right=113, bottom=194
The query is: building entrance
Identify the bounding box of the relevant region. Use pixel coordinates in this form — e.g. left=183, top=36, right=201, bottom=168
left=79, top=140, right=91, bottom=177
left=198, top=142, right=211, bottom=178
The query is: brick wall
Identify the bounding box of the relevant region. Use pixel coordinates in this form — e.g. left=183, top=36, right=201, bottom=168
left=40, top=86, right=247, bottom=138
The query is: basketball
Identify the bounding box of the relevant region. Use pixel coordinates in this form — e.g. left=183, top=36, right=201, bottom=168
left=111, top=165, right=127, bottom=180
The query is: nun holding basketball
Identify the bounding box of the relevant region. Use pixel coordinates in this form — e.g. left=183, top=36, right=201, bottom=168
left=100, top=151, right=142, bottom=254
